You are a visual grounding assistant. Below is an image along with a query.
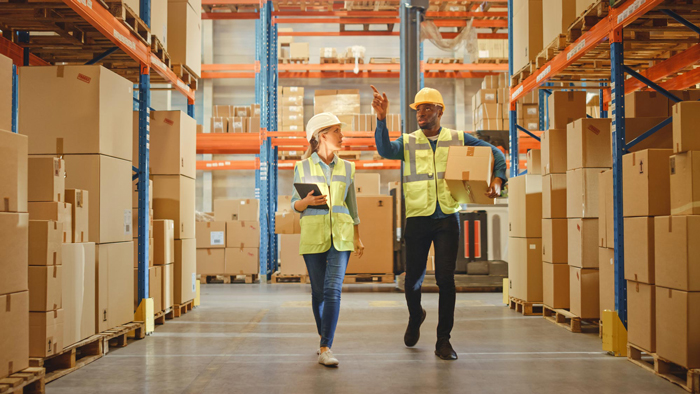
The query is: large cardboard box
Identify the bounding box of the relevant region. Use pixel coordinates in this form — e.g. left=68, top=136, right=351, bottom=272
left=0, top=213, right=29, bottom=295
left=136, top=111, right=196, bottom=179
left=0, top=54, right=10, bottom=130
left=28, top=202, right=72, bottom=243
left=210, top=117, right=226, bottom=133
left=214, top=198, right=259, bottom=222
left=153, top=219, right=175, bottom=265
left=152, top=175, right=195, bottom=239
left=599, top=247, right=615, bottom=317
left=196, top=248, right=225, bottom=274
left=628, top=281, right=656, bottom=352
left=541, top=129, right=567, bottom=175
left=568, top=218, right=599, bottom=268
left=313, top=90, right=361, bottom=115
left=567, top=118, right=612, bottom=170
left=162, top=264, right=174, bottom=310
left=0, top=291, right=29, bottom=379
left=576, top=0, right=596, bottom=14
left=542, top=0, right=576, bottom=47
left=567, top=168, right=605, bottom=218
left=174, top=239, right=196, bottom=304
left=626, top=91, right=669, bottom=118
left=196, top=221, right=226, bottom=249
left=444, top=146, right=494, bottom=205
left=62, top=243, right=95, bottom=346
left=151, top=0, right=168, bottom=47
left=28, top=157, right=65, bottom=203
left=279, top=234, right=306, bottom=275
left=224, top=247, right=259, bottom=275
left=226, top=221, right=260, bottom=248
left=508, top=237, right=543, bottom=302
left=624, top=217, right=655, bottom=284
left=570, top=266, right=599, bottom=319
left=508, top=175, right=542, bottom=237
left=355, top=173, right=381, bottom=195
left=548, top=91, right=587, bottom=131
left=654, top=215, right=700, bottom=291
left=65, top=189, right=89, bottom=243
left=28, top=265, right=62, bottom=312
left=29, top=309, right=63, bottom=358
left=151, top=266, right=163, bottom=312
left=598, top=170, right=614, bottom=248
left=670, top=151, right=700, bottom=215
left=0, top=130, right=28, bottom=213
left=290, top=42, right=309, bottom=59
left=475, top=91, right=498, bottom=108
left=542, top=218, right=567, bottom=263
left=275, top=211, right=301, bottom=234
left=542, top=174, right=566, bottom=219
left=543, top=262, right=569, bottom=309
left=29, top=220, right=61, bottom=267
left=63, top=154, right=132, bottom=243
left=625, top=117, right=673, bottom=152
left=672, top=101, right=700, bottom=153
left=655, top=287, right=700, bottom=368
left=512, top=0, right=543, bottom=72
left=477, top=103, right=503, bottom=121
left=167, top=1, right=201, bottom=77
left=19, top=66, right=133, bottom=160
left=526, top=149, right=541, bottom=175
left=623, top=149, right=673, bottom=217
left=95, top=242, right=134, bottom=332
left=347, top=196, right=393, bottom=274
left=668, top=91, right=700, bottom=115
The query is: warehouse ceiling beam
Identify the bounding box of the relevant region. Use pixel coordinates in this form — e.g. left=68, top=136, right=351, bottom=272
left=658, top=66, right=700, bottom=91
left=0, top=35, right=49, bottom=66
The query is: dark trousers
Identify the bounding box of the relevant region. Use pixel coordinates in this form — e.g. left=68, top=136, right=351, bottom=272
left=404, top=214, right=459, bottom=341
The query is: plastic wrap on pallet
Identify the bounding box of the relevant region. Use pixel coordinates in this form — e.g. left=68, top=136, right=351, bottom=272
left=320, top=47, right=338, bottom=58
left=345, top=46, right=365, bottom=73
left=422, top=20, right=472, bottom=52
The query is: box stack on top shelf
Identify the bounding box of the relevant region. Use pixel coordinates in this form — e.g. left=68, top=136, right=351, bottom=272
left=512, top=0, right=542, bottom=73
left=279, top=87, right=305, bottom=132
left=472, top=74, right=510, bottom=131
left=167, top=0, right=202, bottom=78
left=211, top=104, right=261, bottom=134
left=19, top=65, right=135, bottom=335
left=274, top=195, right=305, bottom=279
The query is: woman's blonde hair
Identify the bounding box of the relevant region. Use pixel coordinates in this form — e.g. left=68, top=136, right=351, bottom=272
left=301, top=126, right=332, bottom=160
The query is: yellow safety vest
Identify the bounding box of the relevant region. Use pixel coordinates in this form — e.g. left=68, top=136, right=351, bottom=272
left=295, top=156, right=355, bottom=254
left=402, top=128, right=464, bottom=218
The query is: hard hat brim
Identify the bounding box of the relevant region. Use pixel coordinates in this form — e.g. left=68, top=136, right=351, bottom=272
left=409, top=101, right=444, bottom=111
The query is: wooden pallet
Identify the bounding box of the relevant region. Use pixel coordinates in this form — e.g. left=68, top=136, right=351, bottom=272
left=567, top=0, right=609, bottom=42
left=271, top=271, right=308, bottom=284
left=427, top=57, right=463, bottom=64
left=154, top=306, right=174, bottom=325
left=535, top=34, right=568, bottom=69
left=0, top=367, right=45, bottom=394
left=150, top=35, right=171, bottom=69
left=340, top=22, right=393, bottom=32
left=343, top=273, right=394, bottom=284
left=337, top=151, right=361, bottom=160
left=339, top=57, right=365, bottom=64
left=542, top=306, right=599, bottom=333
left=474, top=58, right=509, bottom=64
left=101, top=322, right=146, bottom=351
left=201, top=274, right=259, bottom=284
left=173, top=300, right=194, bottom=318
left=627, top=343, right=656, bottom=374
left=278, top=58, right=309, bottom=64
left=321, top=57, right=341, bottom=64
left=508, top=297, right=543, bottom=316
left=369, top=57, right=399, bottom=64
left=106, top=0, right=151, bottom=45
left=510, top=63, right=532, bottom=87
left=30, top=335, right=103, bottom=384
left=627, top=343, right=700, bottom=393
left=172, top=63, right=198, bottom=90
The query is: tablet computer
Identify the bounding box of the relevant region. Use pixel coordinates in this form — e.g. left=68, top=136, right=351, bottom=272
left=294, top=183, right=329, bottom=210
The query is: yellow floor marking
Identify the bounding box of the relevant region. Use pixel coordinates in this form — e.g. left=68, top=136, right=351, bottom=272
left=370, top=301, right=402, bottom=307
left=281, top=301, right=312, bottom=308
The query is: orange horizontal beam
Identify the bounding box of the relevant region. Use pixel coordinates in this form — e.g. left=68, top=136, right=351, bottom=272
left=273, top=17, right=399, bottom=24
left=202, top=12, right=260, bottom=20
left=197, top=160, right=260, bottom=170
left=269, top=11, right=505, bottom=17
left=625, top=43, right=700, bottom=94
left=201, top=0, right=260, bottom=4
left=0, top=36, right=49, bottom=67
left=279, top=31, right=400, bottom=36
left=277, top=160, right=401, bottom=170
left=469, top=19, right=508, bottom=28
left=659, top=67, right=700, bottom=91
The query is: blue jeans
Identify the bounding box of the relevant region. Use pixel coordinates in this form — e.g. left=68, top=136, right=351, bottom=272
left=303, top=245, right=350, bottom=348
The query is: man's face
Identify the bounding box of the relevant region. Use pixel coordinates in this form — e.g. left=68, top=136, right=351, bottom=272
left=416, top=104, right=443, bottom=130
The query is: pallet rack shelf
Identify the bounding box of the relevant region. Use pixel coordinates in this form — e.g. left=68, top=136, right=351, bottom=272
left=507, top=0, right=700, bottom=327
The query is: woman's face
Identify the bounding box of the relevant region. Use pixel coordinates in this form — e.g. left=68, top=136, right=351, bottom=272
left=319, top=125, right=343, bottom=151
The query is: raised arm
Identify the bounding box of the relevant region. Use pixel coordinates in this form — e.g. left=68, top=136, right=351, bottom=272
left=371, top=85, right=404, bottom=160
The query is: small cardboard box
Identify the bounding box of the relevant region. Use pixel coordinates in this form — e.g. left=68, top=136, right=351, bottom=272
left=29, top=309, right=63, bottom=358
left=250, top=104, right=261, bottom=117
left=598, top=170, right=614, bottom=248
left=355, top=173, right=381, bottom=195
left=152, top=175, right=195, bottom=240
left=275, top=211, right=301, bottom=234
left=65, top=189, right=89, bottom=243
left=542, top=174, right=566, bottom=219
left=628, top=281, right=656, bottom=353
left=196, top=221, right=226, bottom=249
left=214, top=199, right=259, bottom=222
left=547, top=91, right=587, bottom=130
left=212, top=105, right=234, bottom=118
left=0, top=291, right=29, bottom=379
left=211, top=117, right=226, bottom=133
left=475, top=90, right=498, bottom=108
left=543, top=262, right=569, bottom=309
left=279, top=234, right=306, bottom=275
left=281, top=87, right=304, bottom=97
left=481, top=75, right=498, bottom=89
left=623, top=149, right=673, bottom=217
left=153, top=220, right=175, bottom=265
left=567, top=118, right=612, bottom=170
left=569, top=266, right=599, bottom=319
left=540, top=129, right=567, bottom=175
left=444, top=146, right=495, bottom=205
left=196, top=249, right=225, bottom=274
left=226, top=221, right=260, bottom=248
left=141, top=111, right=196, bottom=179
left=162, top=263, right=174, bottom=310
left=526, top=149, right=541, bottom=175
left=507, top=175, right=542, bottom=237
left=0, top=130, right=28, bottom=213
left=476, top=103, right=503, bottom=121
left=568, top=218, right=599, bottom=268
left=28, top=202, right=72, bottom=243
left=29, top=220, right=62, bottom=267
left=225, top=247, right=259, bottom=275
left=28, top=156, right=65, bottom=203
left=672, top=101, right=700, bottom=153
left=520, top=103, right=539, bottom=121
left=174, top=239, right=196, bottom=304
left=654, top=215, right=700, bottom=291
left=347, top=196, right=393, bottom=274
left=624, top=217, right=655, bottom=284
left=566, top=168, right=606, bottom=218
left=508, top=237, right=543, bottom=303
left=625, top=91, right=669, bottom=118
left=227, top=117, right=248, bottom=133
left=62, top=242, right=95, bottom=346
left=655, top=287, right=700, bottom=369
left=290, top=42, right=309, bottom=59
left=542, top=218, right=567, bottom=264
left=28, top=265, right=62, bottom=312
left=670, top=151, right=700, bottom=215
left=95, top=242, right=134, bottom=332
left=599, top=247, right=615, bottom=317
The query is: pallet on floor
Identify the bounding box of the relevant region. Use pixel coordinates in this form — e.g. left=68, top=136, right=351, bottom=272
left=173, top=300, right=194, bottom=318
left=29, top=333, right=103, bottom=384
left=627, top=343, right=700, bottom=393
left=0, top=367, right=45, bottom=394
left=271, top=271, right=308, bottom=284
left=508, top=297, right=543, bottom=316
left=343, top=273, right=394, bottom=284
left=101, top=322, right=146, bottom=351
left=105, top=0, right=151, bottom=45
left=201, top=274, right=259, bottom=284
left=154, top=306, right=174, bottom=325
left=542, top=306, right=599, bottom=333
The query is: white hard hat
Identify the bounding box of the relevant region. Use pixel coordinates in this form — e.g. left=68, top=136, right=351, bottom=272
left=305, top=113, right=342, bottom=142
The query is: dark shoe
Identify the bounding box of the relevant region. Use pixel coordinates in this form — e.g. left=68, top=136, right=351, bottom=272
left=435, top=340, right=458, bottom=360
left=404, top=309, right=427, bottom=347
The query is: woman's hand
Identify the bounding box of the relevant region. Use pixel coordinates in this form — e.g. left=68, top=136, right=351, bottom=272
left=302, top=190, right=327, bottom=208
left=354, top=236, right=365, bottom=258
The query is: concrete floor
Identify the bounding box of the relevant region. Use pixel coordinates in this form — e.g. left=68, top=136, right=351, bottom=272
left=47, top=284, right=683, bottom=394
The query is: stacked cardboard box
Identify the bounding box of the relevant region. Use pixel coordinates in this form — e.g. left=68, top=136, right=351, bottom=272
left=512, top=0, right=543, bottom=72
left=508, top=174, right=543, bottom=303
left=473, top=75, right=510, bottom=131
left=313, top=89, right=361, bottom=131
left=196, top=220, right=226, bottom=275
left=211, top=104, right=261, bottom=134
left=275, top=195, right=304, bottom=276
left=0, top=54, right=11, bottom=129
left=213, top=199, right=261, bottom=277
left=471, top=39, right=509, bottom=61
left=566, top=118, right=611, bottom=320
left=541, top=0, right=576, bottom=48
left=152, top=220, right=175, bottom=312
left=0, top=128, right=29, bottom=379
left=279, top=87, right=305, bottom=132
left=167, top=0, right=201, bottom=78
left=19, top=65, right=135, bottom=335
left=348, top=195, right=393, bottom=275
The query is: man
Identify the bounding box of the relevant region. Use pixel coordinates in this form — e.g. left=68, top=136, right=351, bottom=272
left=371, top=85, right=507, bottom=360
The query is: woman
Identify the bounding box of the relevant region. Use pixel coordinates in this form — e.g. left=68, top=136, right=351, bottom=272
left=291, top=112, right=365, bottom=367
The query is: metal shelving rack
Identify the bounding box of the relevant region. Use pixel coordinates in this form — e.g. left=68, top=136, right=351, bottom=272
left=0, top=0, right=197, bottom=308
left=507, top=0, right=700, bottom=327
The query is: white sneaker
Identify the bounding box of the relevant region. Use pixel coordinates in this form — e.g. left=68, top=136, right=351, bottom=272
left=318, top=349, right=339, bottom=366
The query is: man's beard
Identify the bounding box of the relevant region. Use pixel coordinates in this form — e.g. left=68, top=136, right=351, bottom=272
left=419, top=119, right=437, bottom=130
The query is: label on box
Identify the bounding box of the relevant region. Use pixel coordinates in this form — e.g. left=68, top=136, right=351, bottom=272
left=290, top=87, right=298, bottom=92
left=529, top=244, right=536, bottom=250
left=124, top=209, right=132, bottom=235
left=210, top=231, right=224, bottom=246
left=527, top=107, right=537, bottom=115
left=486, top=93, right=495, bottom=101
left=192, top=273, right=196, bottom=292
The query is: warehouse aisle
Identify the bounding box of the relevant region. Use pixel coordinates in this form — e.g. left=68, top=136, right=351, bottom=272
left=47, top=285, right=682, bottom=394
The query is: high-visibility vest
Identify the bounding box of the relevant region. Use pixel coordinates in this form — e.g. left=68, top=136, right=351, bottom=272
left=402, top=128, right=464, bottom=218
left=295, top=156, right=355, bottom=254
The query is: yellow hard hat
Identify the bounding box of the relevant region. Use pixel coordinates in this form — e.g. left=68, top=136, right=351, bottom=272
left=410, top=88, right=445, bottom=110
